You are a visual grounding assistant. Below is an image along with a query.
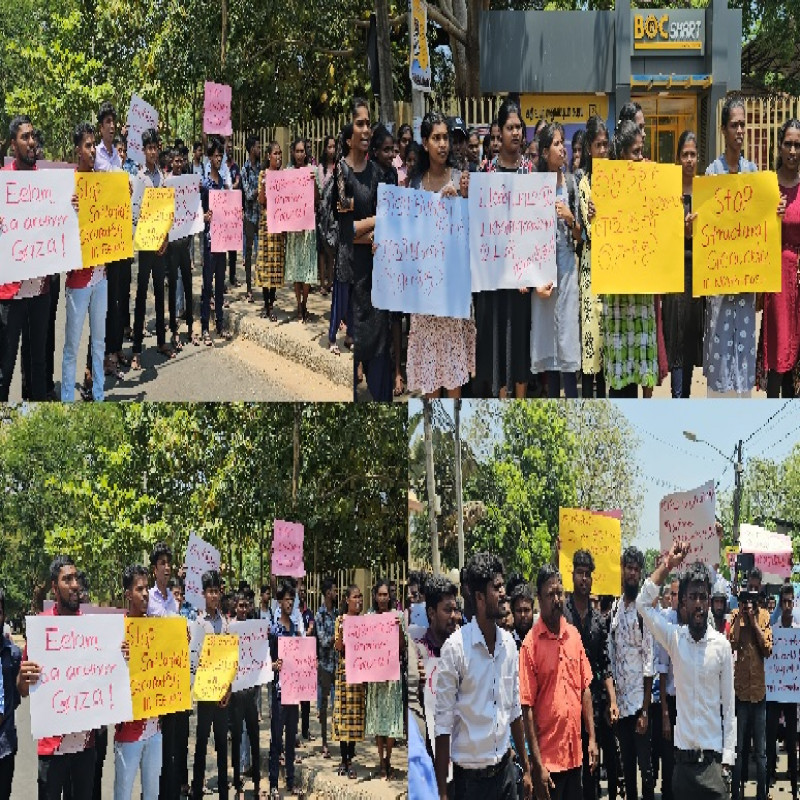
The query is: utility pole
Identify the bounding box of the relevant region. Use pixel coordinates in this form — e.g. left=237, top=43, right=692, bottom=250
left=732, top=438, right=744, bottom=546
left=423, top=399, right=440, bottom=574
left=454, top=399, right=464, bottom=572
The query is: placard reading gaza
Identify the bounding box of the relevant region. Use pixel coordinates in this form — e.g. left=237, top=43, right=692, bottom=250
left=76, top=172, right=133, bottom=267
left=0, top=171, right=82, bottom=283
left=558, top=508, right=622, bottom=596
left=591, top=160, right=684, bottom=294
left=126, top=617, right=191, bottom=720
left=692, top=172, right=781, bottom=296
left=26, top=615, right=133, bottom=739
left=372, top=183, right=471, bottom=318
left=343, top=613, right=400, bottom=684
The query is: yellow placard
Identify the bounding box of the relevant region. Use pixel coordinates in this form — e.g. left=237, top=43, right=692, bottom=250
left=76, top=172, right=133, bottom=267
left=520, top=94, right=609, bottom=125
left=559, top=508, right=622, bottom=596
left=692, top=172, right=781, bottom=296
left=126, top=617, right=191, bottom=720
left=591, top=160, right=685, bottom=294
left=133, top=187, right=175, bottom=251
left=193, top=634, right=239, bottom=702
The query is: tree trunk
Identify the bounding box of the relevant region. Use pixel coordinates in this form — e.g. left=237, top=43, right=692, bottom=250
left=292, top=403, right=300, bottom=505
left=442, top=0, right=469, bottom=101
left=454, top=398, right=464, bottom=572
left=465, top=0, right=483, bottom=96
left=375, top=0, right=396, bottom=126
left=221, top=0, right=228, bottom=69
left=423, top=399, right=440, bottom=574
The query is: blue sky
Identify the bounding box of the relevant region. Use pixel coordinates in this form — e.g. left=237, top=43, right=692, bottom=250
left=408, top=400, right=800, bottom=550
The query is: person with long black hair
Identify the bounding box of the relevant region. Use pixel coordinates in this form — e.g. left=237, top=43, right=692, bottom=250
left=255, top=142, right=286, bottom=322
left=473, top=99, right=536, bottom=398
left=316, top=136, right=337, bottom=296
left=662, top=131, right=703, bottom=397
left=392, top=123, right=413, bottom=186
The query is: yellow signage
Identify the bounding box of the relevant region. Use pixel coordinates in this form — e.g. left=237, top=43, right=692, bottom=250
left=126, top=617, right=191, bottom=720
left=133, top=187, right=174, bottom=251
left=193, top=634, right=239, bottom=702
left=632, top=12, right=704, bottom=53
left=520, top=95, right=609, bottom=126
left=591, top=159, right=684, bottom=294
left=76, top=172, right=133, bottom=267
left=559, top=508, right=622, bottom=597
left=692, top=172, right=781, bottom=296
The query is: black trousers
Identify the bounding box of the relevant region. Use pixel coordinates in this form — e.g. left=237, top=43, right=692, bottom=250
left=550, top=766, right=583, bottom=800
left=38, top=749, right=96, bottom=800
left=659, top=694, right=677, bottom=800
left=0, top=293, right=49, bottom=401
left=231, top=687, right=261, bottom=792
left=672, top=756, right=727, bottom=800
left=192, top=701, right=229, bottom=800
left=46, top=274, right=60, bottom=392
left=617, top=712, right=655, bottom=800
left=301, top=700, right=311, bottom=738
left=133, top=251, right=167, bottom=352
left=159, top=710, right=187, bottom=800
left=452, top=757, right=517, bottom=800
left=243, top=219, right=257, bottom=294
left=201, top=250, right=226, bottom=334
left=767, top=700, right=798, bottom=793
left=0, top=753, right=14, bottom=800
left=105, top=258, right=133, bottom=353
left=228, top=250, right=238, bottom=284
left=167, top=238, right=193, bottom=333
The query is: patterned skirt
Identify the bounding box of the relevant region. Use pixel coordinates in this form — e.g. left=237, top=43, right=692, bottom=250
left=579, top=244, right=604, bottom=375
left=255, top=214, right=285, bottom=289
left=365, top=678, right=404, bottom=738
left=285, top=230, right=318, bottom=284
left=333, top=657, right=365, bottom=742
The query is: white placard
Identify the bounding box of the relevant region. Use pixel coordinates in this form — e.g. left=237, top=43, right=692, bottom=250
left=468, top=171, right=557, bottom=291
left=766, top=626, right=800, bottom=702
left=26, top=615, right=132, bottom=739
left=0, top=171, right=82, bottom=282
left=126, top=95, right=159, bottom=166
left=659, top=481, right=718, bottom=566
left=229, top=619, right=273, bottom=691
left=184, top=533, right=220, bottom=610
left=164, top=174, right=204, bottom=241
left=739, top=524, right=793, bottom=553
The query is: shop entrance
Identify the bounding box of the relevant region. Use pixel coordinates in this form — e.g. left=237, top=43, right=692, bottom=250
left=634, top=95, right=698, bottom=164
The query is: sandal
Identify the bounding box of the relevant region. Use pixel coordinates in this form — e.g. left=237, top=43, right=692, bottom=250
left=217, top=329, right=233, bottom=341
left=104, top=355, right=125, bottom=380
left=202, top=331, right=213, bottom=347
left=301, top=301, right=309, bottom=324
left=259, top=307, right=269, bottom=319
left=343, top=336, right=353, bottom=351
left=157, top=344, right=176, bottom=359
left=79, top=384, right=94, bottom=402
left=336, top=763, right=348, bottom=777
left=172, top=334, right=184, bottom=352
left=329, top=343, right=340, bottom=356
left=116, top=351, right=131, bottom=367
left=385, top=760, right=394, bottom=780
left=191, top=332, right=201, bottom=346
left=246, top=292, right=254, bottom=303
left=269, top=308, right=278, bottom=322
left=130, top=354, right=142, bottom=370
left=393, top=375, right=405, bottom=397
left=347, top=767, right=357, bottom=779
left=321, top=745, right=331, bottom=758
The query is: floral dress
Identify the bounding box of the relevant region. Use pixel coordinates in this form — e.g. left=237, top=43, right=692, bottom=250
left=577, top=173, right=604, bottom=376
left=364, top=610, right=406, bottom=738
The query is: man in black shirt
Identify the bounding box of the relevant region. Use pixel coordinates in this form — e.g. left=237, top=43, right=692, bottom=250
left=563, top=549, right=620, bottom=800
left=509, top=583, right=535, bottom=649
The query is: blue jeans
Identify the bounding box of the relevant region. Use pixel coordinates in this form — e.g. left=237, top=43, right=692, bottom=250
left=61, top=280, right=107, bottom=402
left=732, top=697, right=767, bottom=800
left=113, top=732, right=162, bottom=800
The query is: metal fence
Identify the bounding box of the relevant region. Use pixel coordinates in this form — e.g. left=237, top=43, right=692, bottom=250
left=303, top=560, right=408, bottom=610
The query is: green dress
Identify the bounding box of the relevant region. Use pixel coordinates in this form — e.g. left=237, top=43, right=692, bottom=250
left=284, top=166, right=318, bottom=284
left=364, top=610, right=405, bottom=738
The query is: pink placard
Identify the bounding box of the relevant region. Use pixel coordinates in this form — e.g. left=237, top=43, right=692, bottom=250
left=203, top=82, right=232, bottom=136
left=344, top=612, right=401, bottom=684
left=271, top=520, right=305, bottom=578
left=278, top=637, right=317, bottom=704
left=209, top=190, right=243, bottom=253
left=265, top=169, right=315, bottom=233
left=753, top=551, right=793, bottom=577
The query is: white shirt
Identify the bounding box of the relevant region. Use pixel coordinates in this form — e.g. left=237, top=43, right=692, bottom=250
left=147, top=584, right=178, bottom=617
left=654, top=607, right=677, bottom=697
left=434, top=617, right=522, bottom=768
left=610, top=594, right=655, bottom=718
left=637, top=579, right=736, bottom=765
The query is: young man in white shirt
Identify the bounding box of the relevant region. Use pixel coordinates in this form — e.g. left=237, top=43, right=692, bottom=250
left=636, top=540, right=735, bottom=800
left=434, top=552, right=532, bottom=800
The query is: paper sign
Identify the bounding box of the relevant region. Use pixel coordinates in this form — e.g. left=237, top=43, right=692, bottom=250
left=188, top=620, right=206, bottom=687
left=126, top=96, right=159, bottom=166
left=658, top=481, right=718, bottom=566
left=591, top=160, right=684, bottom=294
left=133, top=188, right=174, bottom=251
left=203, top=82, right=233, bottom=136
left=209, top=190, right=243, bottom=252
left=343, top=612, right=401, bottom=684
left=76, top=172, right=133, bottom=267
left=4, top=158, right=75, bottom=170
left=229, top=620, right=273, bottom=691
left=0, top=171, right=82, bottom=282
left=26, top=614, right=133, bottom=739
left=558, top=508, right=622, bottom=596
left=126, top=617, right=191, bottom=719
left=766, top=627, right=800, bottom=702
left=193, top=634, right=239, bottom=701
left=468, top=172, right=557, bottom=291
left=184, top=533, right=221, bottom=610
left=372, top=183, right=471, bottom=318
left=271, top=520, right=305, bottom=578
left=278, top=636, right=317, bottom=704
left=692, top=172, right=781, bottom=296
left=739, top=524, right=793, bottom=581
left=164, top=174, right=204, bottom=241
left=265, top=169, right=315, bottom=233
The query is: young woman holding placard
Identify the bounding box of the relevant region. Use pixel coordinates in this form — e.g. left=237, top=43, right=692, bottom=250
left=256, top=142, right=286, bottom=322
left=529, top=122, right=581, bottom=398
left=405, top=112, right=476, bottom=398
left=577, top=115, right=609, bottom=398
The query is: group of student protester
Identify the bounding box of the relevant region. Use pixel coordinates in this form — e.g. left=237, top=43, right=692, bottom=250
left=0, top=544, right=408, bottom=800
left=407, top=545, right=800, bottom=800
